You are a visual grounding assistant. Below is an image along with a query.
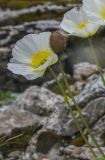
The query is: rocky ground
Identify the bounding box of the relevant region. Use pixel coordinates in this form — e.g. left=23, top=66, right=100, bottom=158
left=0, top=62, right=105, bottom=160
left=0, top=0, right=105, bottom=159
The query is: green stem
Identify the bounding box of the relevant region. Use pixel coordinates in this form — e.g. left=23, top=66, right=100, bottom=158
left=58, top=58, right=105, bottom=157
left=88, top=38, right=105, bottom=86
left=49, top=67, right=97, bottom=158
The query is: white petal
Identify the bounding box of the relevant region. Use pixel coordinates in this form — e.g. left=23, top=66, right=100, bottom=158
left=51, top=53, right=58, bottom=65
left=85, top=23, right=100, bottom=34
left=24, top=70, right=45, bottom=80
left=64, top=8, right=81, bottom=24
left=82, top=0, right=105, bottom=25
left=10, top=58, right=18, bottom=63
left=83, top=0, right=102, bottom=12
left=12, top=48, right=30, bottom=63
left=8, top=32, right=57, bottom=80
left=60, top=19, right=78, bottom=34
left=38, top=32, right=51, bottom=50
left=16, top=34, right=39, bottom=55
left=7, top=63, right=34, bottom=75
left=70, top=31, right=87, bottom=38
left=12, top=32, right=52, bottom=63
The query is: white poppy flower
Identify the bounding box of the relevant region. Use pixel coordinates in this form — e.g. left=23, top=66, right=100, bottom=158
left=7, top=32, right=58, bottom=80
left=60, top=7, right=100, bottom=38
left=82, top=0, right=105, bottom=25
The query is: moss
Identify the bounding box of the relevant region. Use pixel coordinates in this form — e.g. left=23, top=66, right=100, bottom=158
left=0, top=91, right=15, bottom=106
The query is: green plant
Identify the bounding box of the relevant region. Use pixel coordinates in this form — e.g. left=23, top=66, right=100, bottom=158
left=0, top=91, right=15, bottom=106
left=95, top=157, right=105, bottom=160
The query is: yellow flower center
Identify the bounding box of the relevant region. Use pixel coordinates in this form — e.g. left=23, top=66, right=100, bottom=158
left=29, top=50, right=52, bottom=68
left=78, top=22, right=91, bottom=29
left=100, top=5, right=105, bottom=20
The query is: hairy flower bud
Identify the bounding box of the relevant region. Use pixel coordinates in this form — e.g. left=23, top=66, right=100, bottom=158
left=50, top=31, right=67, bottom=54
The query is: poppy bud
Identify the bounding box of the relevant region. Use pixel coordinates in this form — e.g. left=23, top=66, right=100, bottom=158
left=50, top=31, right=67, bottom=54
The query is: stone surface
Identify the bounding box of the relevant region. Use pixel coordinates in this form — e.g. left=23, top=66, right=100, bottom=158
left=73, top=62, right=99, bottom=81
left=69, top=75, right=105, bottom=109
left=43, top=73, right=72, bottom=94
left=0, top=78, right=105, bottom=159
left=88, top=114, right=105, bottom=146
left=83, top=97, right=105, bottom=125
left=69, top=81, right=86, bottom=95
left=1, top=63, right=105, bottom=160
left=15, top=86, right=65, bottom=117
left=62, top=146, right=105, bottom=160
left=0, top=105, right=41, bottom=137
left=1, top=0, right=105, bottom=159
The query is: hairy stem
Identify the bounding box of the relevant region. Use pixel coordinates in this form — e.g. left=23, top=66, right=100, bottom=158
left=49, top=67, right=97, bottom=158
left=58, top=58, right=105, bottom=157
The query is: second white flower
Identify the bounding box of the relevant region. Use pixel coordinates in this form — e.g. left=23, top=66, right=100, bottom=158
left=60, top=7, right=100, bottom=38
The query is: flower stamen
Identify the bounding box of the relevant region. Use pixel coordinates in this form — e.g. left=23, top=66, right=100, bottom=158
left=100, top=5, right=105, bottom=20
left=29, top=50, right=52, bottom=68
left=78, top=22, right=91, bottom=29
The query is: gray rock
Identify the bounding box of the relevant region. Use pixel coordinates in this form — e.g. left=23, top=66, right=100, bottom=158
left=62, top=146, right=105, bottom=160
left=43, top=73, right=71, bottom=91
left=0, top=20, right=60, bottom=47
left=83, top=97, right=105, bottom=125
left=0, top=105, right=40, bottom=137
left=0, top=70, right=105, bottom=160
left=6, top=151, right=21, bottom=159
left=15, top=86, right=65, bottom=117
left=69, top=75, right=105, bottom=109
left=13, top=84, right=105, bottom=157
left=0, top=153, right=4, bottom=160
left=73, top=62, right=99, bottom=81
left=88, top=114, right=105, bottom=146
left=69, top=81, right=86, bottom=95
left=0, top=5, right=66, bottom=22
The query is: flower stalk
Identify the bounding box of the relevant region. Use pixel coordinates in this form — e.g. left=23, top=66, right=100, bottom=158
left=49, top=67, right=97, bottom=159
left=58, top=58, right=105, bottom=157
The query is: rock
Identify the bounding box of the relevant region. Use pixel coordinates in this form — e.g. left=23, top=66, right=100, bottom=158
left=0, top=105, right=40, bottom=137
left=62, top=146, right=105, bottom=160
left=35, top=153, right=50, bottom=160
left=13, top=84, right=105, bottom=159
left=6, top=151, right=21, bottom=159
left=15, top=86, right=84, bottom=136
left=0, top=104, right=41, bottom=158
left=56, top=63, right=100, bottom=96
left=0, top=20, right=60, bottom=47
left=69, top=81, right=86, bottom=95
left=83, top=97, right=105, bottom=126
left=0, top=68, right=105, bottom=159
left=0, top=153, right=4, bottom=160
left=0, top=5, right=66, bottom=23
left=69, top=75, right=105, bottom=109
left=15, top=85, right=66, bottom=116
left=88, top=114, right=105, bottom=146
left=42, top=73, right=71, bottom=94
left=73, top=62, right=99, bottom=81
